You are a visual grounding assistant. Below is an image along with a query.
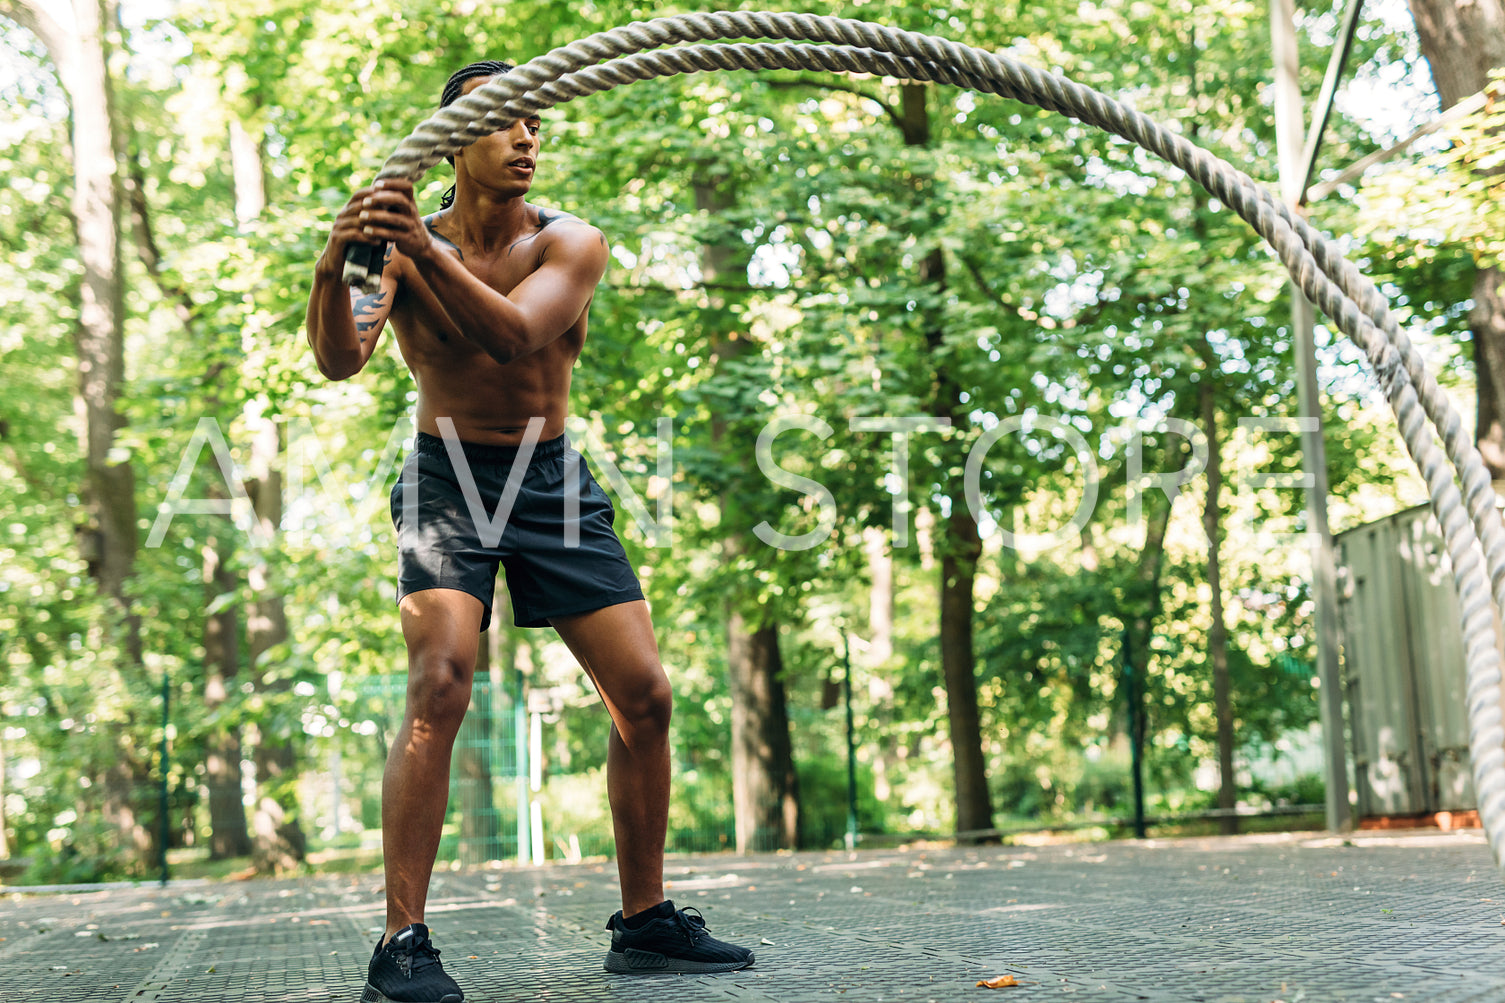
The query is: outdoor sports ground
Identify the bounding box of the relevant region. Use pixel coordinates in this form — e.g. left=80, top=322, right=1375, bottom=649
left=1, top=830, right=1500, bottom=1002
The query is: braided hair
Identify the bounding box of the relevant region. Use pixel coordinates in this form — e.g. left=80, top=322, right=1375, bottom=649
left=438, top=60, right=516, bottom=210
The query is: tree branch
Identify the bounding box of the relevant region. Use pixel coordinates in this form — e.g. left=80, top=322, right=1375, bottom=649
left=0, top=0, right=73, bottom=75
left=766, top=76, right=906, bottom=134
left=125, top=148, right=198, bottom=326
left=958, top=253, right=1025, bottom=322
left=959, top=251, right=1167, bottom=333
left=0, top=413, right=45, bottom=496
left=614, top=280, right=769, bottom=295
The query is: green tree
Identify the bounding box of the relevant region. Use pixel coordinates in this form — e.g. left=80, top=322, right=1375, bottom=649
left=1404, top=0, right=1505, bottom=474
left=2, top=0, right=158, bottom=871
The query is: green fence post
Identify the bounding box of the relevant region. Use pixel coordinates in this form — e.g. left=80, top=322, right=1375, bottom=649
left=842, top=630, right=858, bottom=851
left=159, top=666, right=170, bottom=886
left=1123, top=629, right=1147, bottom=839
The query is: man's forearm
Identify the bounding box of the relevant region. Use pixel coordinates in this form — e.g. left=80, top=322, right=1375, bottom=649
left=409, top=249, right=534, bottom=365
left=307, top=267, right=364, bottom=380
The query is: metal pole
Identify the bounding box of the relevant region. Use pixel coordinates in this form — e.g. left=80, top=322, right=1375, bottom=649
left=513, top=664, right=530, bottom=864
left=529, top=705, right=545, bottom=865
left=1299, top=0, right=1366, bottom=202
left=331, top=748, right=343, bottom=837
left=841, top=630, right=858, bottom=851
left=159, top=668, right=170, bottom=886
left=1272, top=0, right=1353, bottom=833
left=1123, top=630, right=1147, bottom=839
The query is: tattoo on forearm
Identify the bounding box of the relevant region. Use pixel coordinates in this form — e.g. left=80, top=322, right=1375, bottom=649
left=352, top=288, right=390, bottom=342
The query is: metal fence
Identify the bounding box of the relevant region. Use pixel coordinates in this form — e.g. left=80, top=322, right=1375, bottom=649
left=338, top=675, right=739, bottom=866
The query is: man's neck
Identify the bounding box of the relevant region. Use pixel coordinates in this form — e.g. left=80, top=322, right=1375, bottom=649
left=448, top=189, right=532, bottom=255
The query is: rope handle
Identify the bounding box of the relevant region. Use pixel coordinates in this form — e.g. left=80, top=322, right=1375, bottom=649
left=343, top=240, right=388, bottom=294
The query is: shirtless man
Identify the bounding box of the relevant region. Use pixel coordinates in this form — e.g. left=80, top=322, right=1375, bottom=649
left=306, top=61, right=754, bottom=1003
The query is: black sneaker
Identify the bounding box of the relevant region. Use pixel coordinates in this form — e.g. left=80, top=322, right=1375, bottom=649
left=361, top=923, right=464, bottom=1003
left=603, top=903, right=755, bottom=974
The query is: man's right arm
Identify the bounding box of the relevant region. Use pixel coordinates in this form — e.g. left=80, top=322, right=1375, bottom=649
left=307, top=186, right=400, bottom=381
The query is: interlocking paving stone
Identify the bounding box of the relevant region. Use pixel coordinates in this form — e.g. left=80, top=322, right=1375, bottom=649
left=0, top=830, right=1502, bottom=1001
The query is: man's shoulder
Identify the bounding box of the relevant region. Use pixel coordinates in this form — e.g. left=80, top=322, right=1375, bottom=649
left=531, top=204, right=601, bottom=240
left=530, top=205, right=607, bottom=267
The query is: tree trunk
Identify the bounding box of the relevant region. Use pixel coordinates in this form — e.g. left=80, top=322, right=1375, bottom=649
left=696, top=176, right=800, bottom=852
left=229, top=118, right=267, bottom=224
left=203, top=510, right=252, bottom=861
left=1406, top=0, right=1505, bottom=109
left=1179, top=32, right=1238, bottom=830
left=1471, top=269, right=1505, bottom=478
left=901, top=82, right=994, bottom=838
left=1198, top=357, right=1238, bottom=835
left=3, top=0, right=155, bottom=868
left=1124, top=482, right=1174, bottom=745
left=67, top=0, right=136, bottom=632
left=246, top=418, right=306, bottom=873
left=0, top=729, right=8, bottom=859
left=217, top=100, right=304, bottom=873
left=1406, top=0, right=1505, bottom=476
left=938, top=507, right=993, bottom=836
left=727, top=612, right=800, bottom=851
left=43, top=0, right=141, bottom=651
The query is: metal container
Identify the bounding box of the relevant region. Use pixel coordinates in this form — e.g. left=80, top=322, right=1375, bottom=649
left=1336, top=504, right=1483, bottom=818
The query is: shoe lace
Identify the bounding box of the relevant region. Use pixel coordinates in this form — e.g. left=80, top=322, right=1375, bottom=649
left=391, top=935, right=443, bottom=977
left=673, top=907, right=709, bottom=946
left=414, top=940, right=443, bottom=973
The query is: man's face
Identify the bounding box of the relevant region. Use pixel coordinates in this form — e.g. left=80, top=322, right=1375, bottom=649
left=454, top=75, right=542, bottom=198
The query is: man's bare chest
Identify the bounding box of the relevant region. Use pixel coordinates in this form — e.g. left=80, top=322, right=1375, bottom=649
left=423, top=222, right=546, bottom=296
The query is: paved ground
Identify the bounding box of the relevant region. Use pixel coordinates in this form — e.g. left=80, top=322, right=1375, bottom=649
left=2, top=830, right=1502, bottom=1002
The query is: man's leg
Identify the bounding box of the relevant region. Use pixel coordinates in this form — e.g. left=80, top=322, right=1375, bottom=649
left=383, top=588, right=485, bottom=940
left=550, top=600, right=672, bottom=917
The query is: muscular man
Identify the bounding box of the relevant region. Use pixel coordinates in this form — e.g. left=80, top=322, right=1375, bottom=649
left=307, top=61, right=754, bottom=1003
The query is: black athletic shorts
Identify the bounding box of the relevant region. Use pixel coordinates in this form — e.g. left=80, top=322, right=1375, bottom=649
left=389, top=431, right=644, bottom=630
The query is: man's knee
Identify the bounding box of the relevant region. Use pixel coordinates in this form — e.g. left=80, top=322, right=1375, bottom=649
left=404, top=652, right=474, bottom=731
left=617, top=670, right=673, bottom=738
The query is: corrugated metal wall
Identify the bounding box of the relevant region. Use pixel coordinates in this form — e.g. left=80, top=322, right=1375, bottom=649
left=1337, top=505, right=1485, bottom=817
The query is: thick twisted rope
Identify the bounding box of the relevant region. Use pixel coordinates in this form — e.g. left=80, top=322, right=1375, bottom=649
left=343, top=12, right=1505, bottom=868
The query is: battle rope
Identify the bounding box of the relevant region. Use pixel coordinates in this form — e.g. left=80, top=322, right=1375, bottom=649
left=342, top=12, right=1505, bottom=869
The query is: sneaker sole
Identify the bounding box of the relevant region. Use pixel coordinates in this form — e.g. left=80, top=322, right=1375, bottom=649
left=603, top=949, right=755, bottom=974
left=361, top=981, right=463, bottom=1003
